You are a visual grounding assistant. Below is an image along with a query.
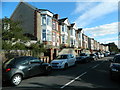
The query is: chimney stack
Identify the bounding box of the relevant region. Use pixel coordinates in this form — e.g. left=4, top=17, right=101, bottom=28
left=54, top=14, right=59, bottom=19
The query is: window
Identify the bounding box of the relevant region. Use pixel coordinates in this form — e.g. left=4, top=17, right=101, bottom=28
left=42, top=29, right=46, bottom=41
left=62, top=36, right=65, bottom=43
left=52, top=33, right=55, bottom=42
left=61, top=25, right=67, bottom=32
left=42, top=16, right=46, bottom=25
left=52, top=21, right=56, bottom=30
left=73, top=29, right=75, bottom=37
left=47, top=16, right=52, bottom=26
left=56, top=55, right=68, bottom=59
left=47, top=30, right=52, bottom=41
left=71, top=38, right=74, bottom=45
left=19, top=60, right=29, bottom=65
left=56, top=22, right=58, bottom=31
left=70, top=29, right=73, bottom=36
left=30, top=59, right=41, bottom=64
left=62, top=25, right=64, bottom=32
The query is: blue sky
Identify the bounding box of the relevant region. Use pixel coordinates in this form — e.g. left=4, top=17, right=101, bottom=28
left=2, top=1, right=119, bottom=48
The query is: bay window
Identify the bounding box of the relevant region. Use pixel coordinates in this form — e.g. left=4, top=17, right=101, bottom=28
left=47, top=16, right=52, bottom=26
left=47, top=30, right=52, bottom=41
left=62, top=35, right=65, bottom=43
left=42, top=29, right=46, bottom=41
left=52, top=21, right=56, bottom=30
left=61, top=25, right=67, bottom=32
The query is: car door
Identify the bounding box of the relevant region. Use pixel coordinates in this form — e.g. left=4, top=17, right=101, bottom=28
left=29, top=58, right=42, bottom=76
left=16, top=59, right=30, bottom=78
left=67, top=55, right=71, bottom=66
left=70, top=54, right=75, bottom=65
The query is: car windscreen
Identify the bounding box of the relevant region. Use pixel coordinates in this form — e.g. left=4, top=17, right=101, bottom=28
left=56, top=55, right=68, bottom=59
left=113, top=56, right=120, bottom=63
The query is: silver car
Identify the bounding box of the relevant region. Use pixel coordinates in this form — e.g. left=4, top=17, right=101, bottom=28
left=50, top=54, right=76, bottom=69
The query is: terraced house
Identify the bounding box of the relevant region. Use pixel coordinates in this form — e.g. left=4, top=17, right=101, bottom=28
left=10, top=2, right=109, bottom=60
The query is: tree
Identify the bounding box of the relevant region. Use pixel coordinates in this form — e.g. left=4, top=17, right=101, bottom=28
left=28, top=42, right=46, bottom=57
left=2, top=17, right=29, bottom=50
left=108, top=42, right=119, bottom=53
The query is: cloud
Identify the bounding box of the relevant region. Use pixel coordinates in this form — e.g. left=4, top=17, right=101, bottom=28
left=83, top=22, right=119, bottom=47
left=71, top=2, right=97, bottom=15
left=84, top=22, right=118, bottom=37
left=74, top=2, right=118, bottom=27
left=98, top=37, right=118, bottom=42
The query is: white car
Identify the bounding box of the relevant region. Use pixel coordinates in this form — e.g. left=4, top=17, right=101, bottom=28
left=50, top=54, right=76, bottom=69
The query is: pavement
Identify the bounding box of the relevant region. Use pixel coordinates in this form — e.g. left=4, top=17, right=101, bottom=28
left=2, top=55, right=120, bottom=90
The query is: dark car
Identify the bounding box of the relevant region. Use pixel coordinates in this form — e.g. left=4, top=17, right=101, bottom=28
left=76, top=53, right=91, bottom=63
left=109, top=54, right=120, bottom=80
left=89, top=54, right=98, bottom=60
left=2, top=56, right=52, bottom=86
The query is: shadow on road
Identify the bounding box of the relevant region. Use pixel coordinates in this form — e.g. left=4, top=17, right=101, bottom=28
left=2, top=56, right=120, bottom=89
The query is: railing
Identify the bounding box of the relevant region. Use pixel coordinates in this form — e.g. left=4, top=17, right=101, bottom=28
left=39, top=56, right=50, bottom=63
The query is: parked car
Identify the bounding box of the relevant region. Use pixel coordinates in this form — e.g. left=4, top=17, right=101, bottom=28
left=76, top=53, right=91, bottom=63
left=106, top=51, right=110, bottom=56
left=100, top=53, right=104, bottom=58
left=95, top=52, right=101, bottom=59
left=89, top=54, right=98, bottom=60
left=110, top=52, right=116, bottom=55
left=2, top=56, right=52, bottom=86
left=109, top=54, right=120, bottom=80
left=50, top=54, right=76, bottom=69
left=104, top=52, right=108, bottom=57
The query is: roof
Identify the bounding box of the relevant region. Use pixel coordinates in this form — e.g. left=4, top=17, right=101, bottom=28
left=10, top=2, right=37, bottom=18
left=11, top=2, right=55, bottom=18
left=22, top=2, right=37, bottom=10
left=58, top=18, right=68, bottom=22
left=78, top=28, right=82, bottom=31
left=38, top=9, right=54, bottom=14
left=71, top=23, right=75, bottom=27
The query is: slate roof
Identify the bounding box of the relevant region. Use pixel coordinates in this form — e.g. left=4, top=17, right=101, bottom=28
left=70, top=23, right=75, bottom=27
left=58, top=18, right=68, bottom=23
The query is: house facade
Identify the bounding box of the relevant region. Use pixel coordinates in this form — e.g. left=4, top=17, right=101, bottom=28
left=9, top=2, right=110, bottom=59
left=58, top=18, right=70, bottom=48
left=69, top=23, right=78, bottom=48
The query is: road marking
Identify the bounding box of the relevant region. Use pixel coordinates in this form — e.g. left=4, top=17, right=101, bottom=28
left=61, top=60, right=106, bottom=89
left=91, top=61, right=105, bottom=69
left=60, top=72, right=87, bottom=89
left=91, top=64, right=100, bottom=69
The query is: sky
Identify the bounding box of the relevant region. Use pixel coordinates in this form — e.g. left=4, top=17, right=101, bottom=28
left=1, top=0, right=120, bottom=48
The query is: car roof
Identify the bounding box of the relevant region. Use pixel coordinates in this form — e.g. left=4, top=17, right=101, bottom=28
left=13, top=56, right=38, bottom=61
left=115, top=54, right=120, bottom=56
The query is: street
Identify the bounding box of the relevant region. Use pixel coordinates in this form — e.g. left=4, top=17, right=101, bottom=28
left=2, top=55, right=120, bottom=89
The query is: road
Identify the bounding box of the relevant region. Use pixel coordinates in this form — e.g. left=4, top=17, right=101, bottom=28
left=2, top=55, right=120, bottom=89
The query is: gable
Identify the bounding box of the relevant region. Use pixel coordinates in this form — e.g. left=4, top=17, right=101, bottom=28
left=11, top=2, right=36, bottom=18
left=73, top=23, right=78, bottom=30
left=64, top=19, right=70, bottom=26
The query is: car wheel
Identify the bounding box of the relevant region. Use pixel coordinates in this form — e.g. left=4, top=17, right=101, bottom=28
left=64, top=63, right=68, bottom=70
left=11, top=74, right=22, bottom=86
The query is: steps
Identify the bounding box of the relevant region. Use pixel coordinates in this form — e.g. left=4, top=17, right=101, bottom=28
left=58, top=48, right=78, bottom=56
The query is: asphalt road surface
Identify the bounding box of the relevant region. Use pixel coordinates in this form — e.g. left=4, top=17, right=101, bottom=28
left=2, top=55, right=120, bottom=89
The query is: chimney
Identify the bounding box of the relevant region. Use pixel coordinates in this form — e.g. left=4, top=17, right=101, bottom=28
left=54, top=14, right=59, bottom=19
